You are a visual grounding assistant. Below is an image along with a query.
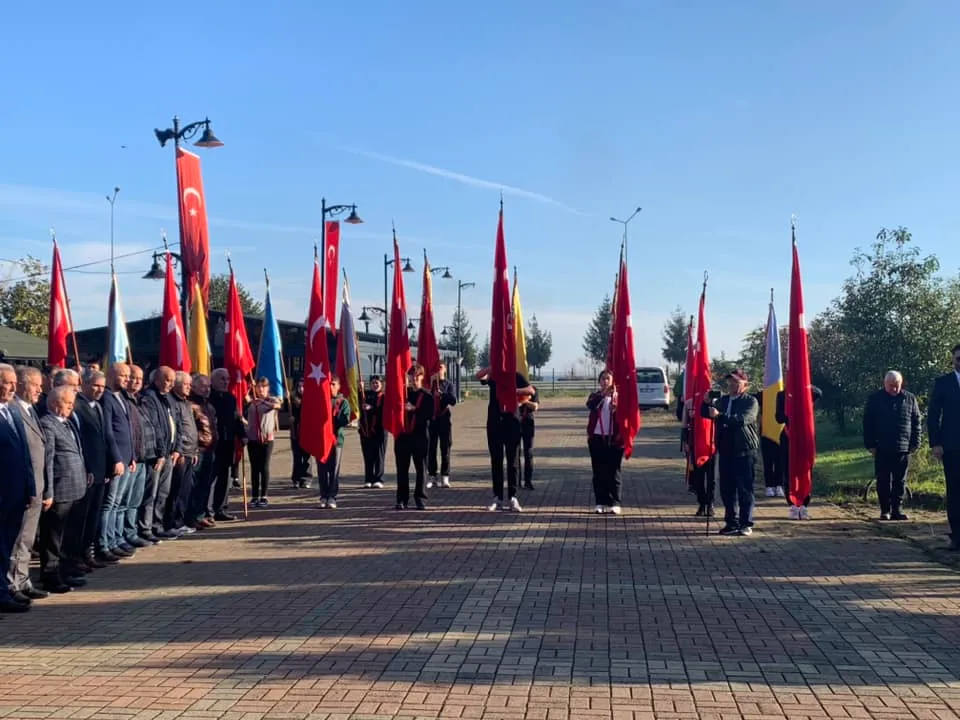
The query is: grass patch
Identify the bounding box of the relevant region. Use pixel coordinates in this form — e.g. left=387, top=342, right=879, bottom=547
left=814, top=415, right=946, bottom=510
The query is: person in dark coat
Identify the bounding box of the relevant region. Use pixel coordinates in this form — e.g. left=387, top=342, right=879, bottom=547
left=0, top=364, right=33, bottom=612
left=863, top=370, right=920, bottom=521
left=208, top=368, right=244, bottom=520
left=927, top=343, right=960, bottom=551
left=100, top=363, right=139, bottom=556
left=358, top=376, right=386, bottom=489
left=427, top=362, right=458, bottom=489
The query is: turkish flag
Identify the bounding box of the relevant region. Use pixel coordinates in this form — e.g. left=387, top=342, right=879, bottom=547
left=610, top=258, right=641, bottom=458
left=417, top=251, right=441, bottom=380
left=47, top=241, right=73, bottom=368
left=176, top=147, right=211, bottom=307
left=489, top=206, right=517, bottom=413
left=690, top=288, right=716, bottom=467
left=323, top=221, right=340, bottom=331
left=786, top=234, right=816, bottom=506
left=383, top=235, right=412, bottom=438
left=224, top=270, right=255, bottom=410
left=159, top=252, right=190, bottom=372
left=299, top=255, right=335, bottom=462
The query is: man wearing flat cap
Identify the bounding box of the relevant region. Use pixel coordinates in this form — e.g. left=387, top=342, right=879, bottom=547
left=702, top=368, right=760, bottom=536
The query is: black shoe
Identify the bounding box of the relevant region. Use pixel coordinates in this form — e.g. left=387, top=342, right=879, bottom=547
left=96, top=551, right=120, bottom=564
left=24, top=587, right=48, bottom=600
left=139, top=533, right=161, bottom=545
left=523, top=482, right=535, bottom=490
left=705, top=505, right=714, bottom=517
left=718, top=525, right=739, bottom=536
left=128, top=536, right=151, bottom=548
left=117, top=543, right=137, bottom=555
left=695, top=504, right=705, bottom=517
left=214, top=512, right=237, bottom=522
left=0, top=599, right=29, bottom=613
left=84, top=555, right=108, bottom=569
left=10, top=591, right=31, bottom=606
left=64, top=575, right=87, bottom=587
left=42, top=579, right=72, bottom=594
left=110, top=546, right=133, bottom=558
left=415, top=499, right=427, bottom=510
left=891, top=510, right=909, bottom=521
left=395, top=503, right=406, bottom=510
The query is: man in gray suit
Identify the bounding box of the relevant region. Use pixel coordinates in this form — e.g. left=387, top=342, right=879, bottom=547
left=0, top=363, right=33, bottom=612
left=7, top=366, right=49, bottom=603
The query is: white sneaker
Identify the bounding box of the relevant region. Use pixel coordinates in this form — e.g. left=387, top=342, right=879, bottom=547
left=765, top=487, right=776, bottom=497
left=426, top=478, right=436, bottom=489
left=327, top=499, right=337, bottom=509
left=487, top=498, right=501, bottom=511
left=364, top=482, right=373, bottom=488
left=441, top=476, right=451, bottom=488
left=610, top=505, right=622, bottom=515
left=595, top=505, right=606, bottom=514
left=510, top=497, right=522, bottom=512
left=373, top=481, right=384, bottom=489
left=788, top=506, right=800, bottom=520
left=775, top=486, right=785, bottom=498
left=799, top=506, right=809, bottom=520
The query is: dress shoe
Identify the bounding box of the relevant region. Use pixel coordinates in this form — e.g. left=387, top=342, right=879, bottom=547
left=891, top=510, right=909, bottom=521
left=127, top=536, right=151, bottom=548
left=95, top=551, right=120, bottom=564
left=42, top=581, right=72, bottom=594
left=64, top=576, right=87, bottom=588
left=695, top=504, right=705, bottom=517
left=24, top=587, right=49, bottom=600
left=111, top=546, right=133, bottom=558
left=0, top=599, right=30, bottom=613
left=214, top=512, right=236, bottom=522
left=73, top=561, right=94, bottom=574
left=118, top=543, right=137, bottom=555
left=139, top=533, right=162, bottom=544
left=85, top=556, right=108, bottom=569
left=10, top=591, right=31, bottom=605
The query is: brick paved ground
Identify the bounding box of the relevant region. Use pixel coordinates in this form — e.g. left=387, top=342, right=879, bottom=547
left=2, top=398, right=960, bottom=720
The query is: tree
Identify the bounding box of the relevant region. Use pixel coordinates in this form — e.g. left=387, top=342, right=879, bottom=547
left=478, top=336, right=490, bottom=369
left=526, top=314, right=552, bottom=378
left=0, top=256, right=51, bottom=336
left=208, top=273, right=263, bottom=316
left=583, top=294, right=612, bottom=365
left=738, top=322, right=789, bottom=390
left=661, top=307, right=688, bottom=375
left=449, top=307, right=478, bottom=371
left=710, top=352, right=737, bottom=385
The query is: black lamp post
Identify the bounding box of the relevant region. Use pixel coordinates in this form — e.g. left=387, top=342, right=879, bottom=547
left=454, top=279, right=475, bottom=401
left=430, top=265, right=453, bottom=279
left=358, top=305, right=386, bottom=335
left=143, top=231, right=188, bottom=321
left=153, top=116, right=224, bottom=327
left=320, top=197, right=363, bottom=293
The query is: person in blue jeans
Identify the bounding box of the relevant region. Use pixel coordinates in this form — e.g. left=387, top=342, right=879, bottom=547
left=100, top=363, right=143, bottom=555
left=121, top=365, right=151, bottom=545
left=701, top=369, right=760, bottom=536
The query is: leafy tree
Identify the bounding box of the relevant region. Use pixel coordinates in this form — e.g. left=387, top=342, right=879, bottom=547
left=208, top=273, right=263, bottom=316
left=582, top=294, right=612, bottom=365
left=449, top=308, right=478, bottom=371
left=478, top=336, right=490, bottom=369
left=661, top=307, right=688, bottom=375
left=526, top=313, right=552, bottom=378
left=0, top=256, right=51, bottom=336
left=710, top=352, right=737, bottom=386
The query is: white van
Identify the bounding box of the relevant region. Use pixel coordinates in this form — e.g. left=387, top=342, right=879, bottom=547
left=636, top=366, right=671, bottom=410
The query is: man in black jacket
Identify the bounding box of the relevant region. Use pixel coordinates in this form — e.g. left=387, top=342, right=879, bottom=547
left=863, top=370, right=920, bottom=521
left=139, top=367, right=179, bottom=540
left=209, top=368, right=244, bottom=521
left=927, top=344, right=960, bottom=550
left=427, top=362, right=458, bottom=489
left=702, top=369, right=760, bottom=536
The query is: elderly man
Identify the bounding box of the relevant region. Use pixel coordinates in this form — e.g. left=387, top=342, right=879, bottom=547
left=122, top=365, right=155, bottom=545
left=166, top=372, right=199, bottom=534
left=863, top=370, right=921, bottom=521
left=7, top=366, right=48, bottom=604
left=187, top=373, right=218, bottom=529
left=208, top=368, right=243, bottom=521
left=139, top=366, right=179, bottom=540
left=702, top=369, right=760, bottom=537
left=36, top=368, right=80, bottom=418
left=0, top=364, right=32, bottom=612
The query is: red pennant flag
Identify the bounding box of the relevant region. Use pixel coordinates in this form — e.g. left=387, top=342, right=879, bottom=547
left=300, top=252, right=335, bottom=462
left=489, top=205, right=517, bottom=413
left=224, top=269, right=255, bottom=409
left=47, top=240, right=73, bottom=368
left=690, top=287, right=716, bottom=467
left=323, top=221, right=340, bottom=331
left=176, top=148, right=211, bottom=306
left=611, top=258, right=641, bottom=458
left=786, top=229, right=816, bottom=506
left=383, top=234, right=412, bottom=437
left=417, top=251, right=442, bottom=380
left=159, top=252, right=190, bottom=372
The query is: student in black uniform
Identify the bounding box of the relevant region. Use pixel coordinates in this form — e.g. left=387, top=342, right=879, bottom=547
left=517, top=383, right=540, bottom=490
left=358, top=376, right=386, bottom=488
left=427, top=362, right=458, bottom=489
left=394, top=365, right=434, bottom=510
left=476, top=367, right=534, bottom=512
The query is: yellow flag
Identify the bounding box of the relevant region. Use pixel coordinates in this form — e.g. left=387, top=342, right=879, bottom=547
left=189, top=280, right=211, bottom=375
left=512, top=267, right=528, bottom=379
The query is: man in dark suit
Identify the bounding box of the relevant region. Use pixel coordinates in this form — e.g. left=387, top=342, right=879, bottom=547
left=73, top=369, right=122, bottom=571
left=100, top=363, right=142, bottom=557
left=7, top=366, right=49, bottom=604
left=927, top=344, right=960, bottom=551
left=0, top=364, right=32, bottom=612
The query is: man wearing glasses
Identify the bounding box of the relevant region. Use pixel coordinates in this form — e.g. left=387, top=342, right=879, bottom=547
left=927, top=344, right=960, bottom=551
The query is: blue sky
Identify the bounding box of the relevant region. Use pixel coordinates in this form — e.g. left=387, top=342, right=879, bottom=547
left=1, top=1, right=959, bottom=372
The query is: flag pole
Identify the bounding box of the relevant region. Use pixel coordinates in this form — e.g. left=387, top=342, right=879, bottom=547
left=255, top=268, right=268, bottom=384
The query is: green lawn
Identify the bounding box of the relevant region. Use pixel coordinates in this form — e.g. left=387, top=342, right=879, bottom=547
left=814, top=416, right=947, bottom=510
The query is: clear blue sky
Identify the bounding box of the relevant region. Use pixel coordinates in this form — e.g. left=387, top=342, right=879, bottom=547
left=2, top=1, right=959, bottom=372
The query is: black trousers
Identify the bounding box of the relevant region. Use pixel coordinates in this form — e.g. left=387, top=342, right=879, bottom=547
left=38, top=499, right=79, bottom=579
left=167, top=459, right=196, bottom=529
left=690, top=455, right=716, bottom=507
left=394, top=433, right=427, bottom=504
left=0, top=505, right=24, bottom=598
left=760, top=437, right=781, bottom=488
left=211, top=442, right=234, bottom=515
left=943, top=452, right=960, bottom=539
left=518, top=421, right=535, bottom=485
left=588, top=434, right=623, bottom=506
left=875, top=451, right=909, bottom=513
left=360, top=432, right=386, bottom=484
left=290, top=427, right=312, bottom=480
left=487, top=414, right=521, bottom=501
left=248, top=440, right=274, bottom=499
left=79, top=480, right=106, bottom=557
left=428, top=416, right=453, bottom=477
left=319, top=445, right=341, bottom=500
left=718, top=451, right=756, bottom=528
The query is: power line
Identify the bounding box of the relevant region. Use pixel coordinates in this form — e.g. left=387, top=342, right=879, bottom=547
left=0, top=242, right=180, bottom=284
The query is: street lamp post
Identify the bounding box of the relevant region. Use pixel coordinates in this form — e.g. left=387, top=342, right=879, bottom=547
left=106, top=187, right=120, bottom=273
left=153, top=115, right=224, bottom=326
left=358, top=306, right=387, bottom=372
left=455, top=279, right=476, bottom=401
left=142, top=231, right=187, bottom=319
left=609, top=205, right=642, bottom=258
left=320, top=198, right=364, bottom=292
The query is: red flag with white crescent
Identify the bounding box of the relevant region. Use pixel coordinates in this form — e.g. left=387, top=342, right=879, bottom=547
left=323, top=221, right=340, bottom=331
left=224, top=270, right=255, bottom=409
left=786, top=230, right=816, bottom=506
left=489, top=205, right=517, bottom=413
left=176, top=147, right=211, bottom=306
left=383, top=235, right=413, bottom=437
left=690, top=288, right=716, bottom=467
left=159, top=252, right=191, bottom=372
left=611, top=258, right=640, bottom=457
left=47, top=240, right=73, bottom=367
left=300, top=254, right=335, bottom=462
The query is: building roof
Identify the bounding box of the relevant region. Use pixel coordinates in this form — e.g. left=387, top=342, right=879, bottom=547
left=0, top=325, right=47, bottom=361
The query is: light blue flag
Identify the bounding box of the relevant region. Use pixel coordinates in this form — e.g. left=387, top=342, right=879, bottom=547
left=106, top=273, right=131, bottom=367
left=256, top=273, right=285, bottom=397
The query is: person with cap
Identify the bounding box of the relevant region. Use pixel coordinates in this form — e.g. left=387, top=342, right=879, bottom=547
left=701, top=368, right=760, bottom=536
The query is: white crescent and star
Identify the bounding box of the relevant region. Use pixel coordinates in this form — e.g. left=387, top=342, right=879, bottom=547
left=327, top=246, right=336, bottom=259
left=167, top=316, right=185, bottom=364
left=182, top=187, right=202, bottom=218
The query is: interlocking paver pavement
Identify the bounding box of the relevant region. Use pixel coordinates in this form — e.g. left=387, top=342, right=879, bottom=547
left=2, top=399, right=960, bottom=720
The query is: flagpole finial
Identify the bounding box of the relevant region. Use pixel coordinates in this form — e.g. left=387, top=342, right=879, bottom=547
left=264, top=268, right=269, bottom=287
left=770, top=287, right=775, bottom=304
left=160, top=228, right=168, bottom=250
left=791, top=213, right=798, bottom=232
left=313, top=242, right=318, bottom=261
left=702, top=270, right=709, bottom=292
left=499, top=190, right=503, bottom=209
left=226, top=251, right=233, bottom=274
left=49, top=227, right=56, bottom=243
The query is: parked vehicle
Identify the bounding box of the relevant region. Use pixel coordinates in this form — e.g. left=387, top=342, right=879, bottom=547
left=637, top=366, right=671, bottom=409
